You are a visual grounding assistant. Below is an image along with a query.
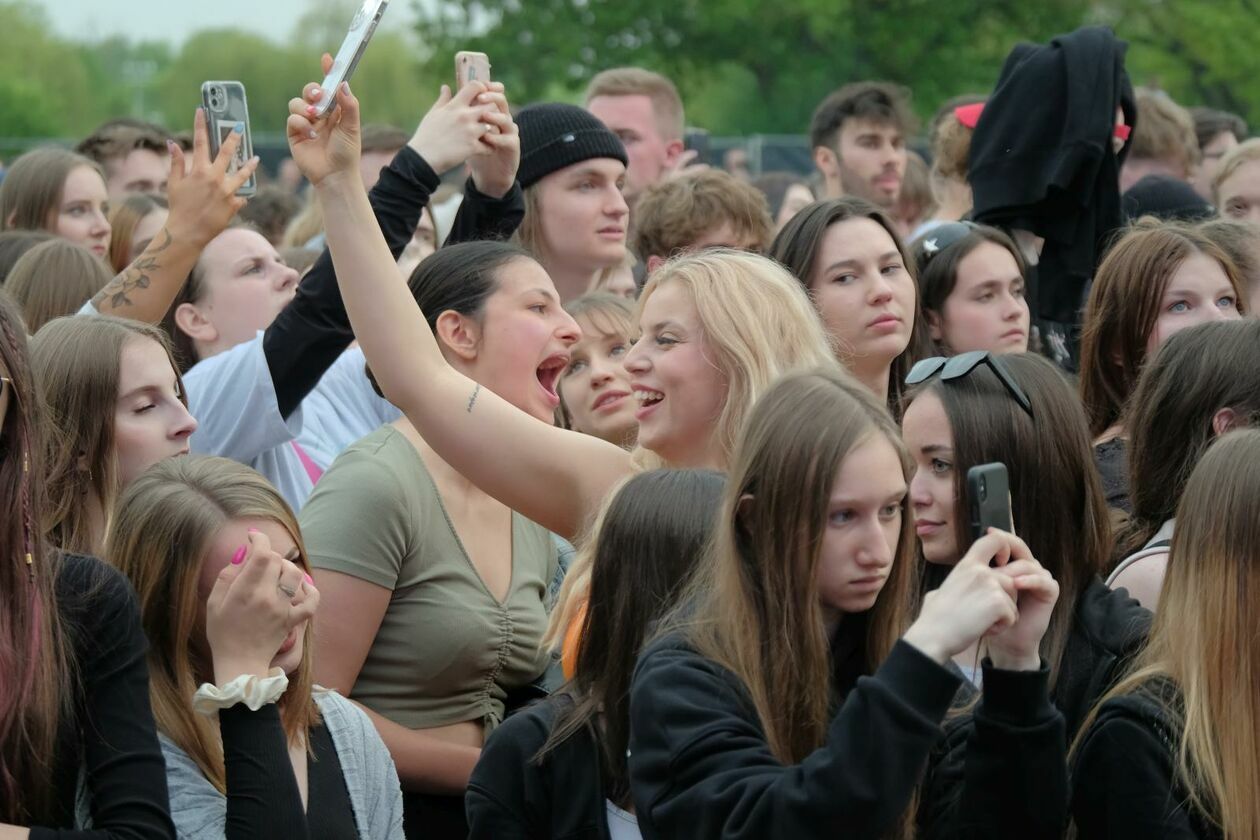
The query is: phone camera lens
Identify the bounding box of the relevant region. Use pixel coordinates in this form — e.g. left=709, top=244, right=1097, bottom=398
left=979, top=478, right=987, bottom=498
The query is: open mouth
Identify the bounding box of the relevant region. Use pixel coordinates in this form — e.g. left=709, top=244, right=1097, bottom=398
left=592, top=390, right=629, bottom=412
left=536, top=354, right=569, bottom=406
left=633, top=386, right=664, bottom=418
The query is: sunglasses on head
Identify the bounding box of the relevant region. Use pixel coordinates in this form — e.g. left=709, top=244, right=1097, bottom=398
left=905, top=350, right=1033, bottom=418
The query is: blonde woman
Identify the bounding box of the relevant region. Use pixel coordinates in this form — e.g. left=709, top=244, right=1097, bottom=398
left=557, top=292, right=639, bottom=449
left=285, top=79, right=836, bottom=543
left=109, top=455, right=403, bottom=838
left=1073, top=429, right=1260, bottom=838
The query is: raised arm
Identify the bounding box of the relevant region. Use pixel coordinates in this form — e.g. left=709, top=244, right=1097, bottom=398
left=286, top=81, right=630, bottom=540
left=92, top=109, right=257, bottom=323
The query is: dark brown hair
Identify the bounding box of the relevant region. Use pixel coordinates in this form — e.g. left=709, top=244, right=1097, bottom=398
left=913, top=224, right=1027, bottom=352
left=0, top=290, right=72, bottom=823
left=809, top=81, right=916, bottom=152
left=906, top=353, right=1111, bottom=688
left=1079, top=221, right=1244, bottom=437
left=1190, top=107, right=1248, bottom=153
left=767, top=197, right=930, bottom=414
left=1118, top=319, right=1260, bottom=561
left=0, top=230, right=54, bottom=285
left=537, top=469, right=724, bottom=807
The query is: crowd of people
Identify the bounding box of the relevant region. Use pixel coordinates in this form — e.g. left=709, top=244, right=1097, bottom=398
left=1, top=20, right=1259, bottom=840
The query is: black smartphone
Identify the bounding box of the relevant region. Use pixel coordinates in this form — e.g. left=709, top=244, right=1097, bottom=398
left=966, top=463, right=1012, bottom=544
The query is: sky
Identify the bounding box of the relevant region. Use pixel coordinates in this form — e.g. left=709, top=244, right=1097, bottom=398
left=36, top=0, right=418, bottom=45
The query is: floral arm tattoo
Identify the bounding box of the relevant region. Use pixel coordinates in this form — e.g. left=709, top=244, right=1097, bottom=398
left=92, top=229, right=172, bottom=312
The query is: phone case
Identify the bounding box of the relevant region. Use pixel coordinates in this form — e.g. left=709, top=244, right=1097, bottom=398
left=314, top=0, right=390, bottom=116
left=455, top=52, right=491, bottom=89
left=200, top=81, right=256, bottom=197
left=966, top=463, right=1012, bottom=544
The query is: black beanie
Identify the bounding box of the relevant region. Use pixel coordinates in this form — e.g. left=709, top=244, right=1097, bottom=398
left=516, top=103, right=628, bottom=189
left=1122, top=174, right=1215, bottom=222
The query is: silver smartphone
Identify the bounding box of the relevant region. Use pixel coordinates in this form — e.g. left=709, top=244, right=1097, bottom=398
left=200, top=81, right=256, bottom=198
left=313, top=0, right=390, bottom=116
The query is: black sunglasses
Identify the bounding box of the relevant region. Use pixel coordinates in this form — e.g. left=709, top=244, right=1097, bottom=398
left=905, top=350, right=1034, bottom=418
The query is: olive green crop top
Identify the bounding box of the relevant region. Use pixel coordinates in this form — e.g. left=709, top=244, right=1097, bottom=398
left=299, top=426, right=558, bottom=733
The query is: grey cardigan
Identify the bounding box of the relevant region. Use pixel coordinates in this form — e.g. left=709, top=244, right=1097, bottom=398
left=161, top=689, right=404, bottom=839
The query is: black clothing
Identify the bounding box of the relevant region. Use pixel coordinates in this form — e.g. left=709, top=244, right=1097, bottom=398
left=1072, top=681, right=1218, bottom=839
left=970, top=26, right=1136, bottom=337
left=1093, top=438, right=1131, bottom=515
left=29, top=554, right=174, bottom=840
left=466, top=695, right=610, bottom=839
left=1122, top=174, right=1215, bottom=223
left=266, top=149, right=525, bottom=418
left=627, top=636, right=1066, bottom=840
left=515, top=104, right=628, bottom=189
left=1055, top=578, right=1150, bottom=739
left=402, top=791, right=468, bottom=839
left=218, top=703, right=357, bottom=839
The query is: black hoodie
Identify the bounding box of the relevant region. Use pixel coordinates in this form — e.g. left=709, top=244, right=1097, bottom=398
left=969, top=26, right=1136, bottom=339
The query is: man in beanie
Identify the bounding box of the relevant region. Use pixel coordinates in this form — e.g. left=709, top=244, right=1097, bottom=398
left=514, top=103, right=630, bottom=302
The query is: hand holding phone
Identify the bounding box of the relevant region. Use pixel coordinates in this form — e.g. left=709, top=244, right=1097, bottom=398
left=201, top=81, right=256, bottom=198
left=966, top=463, right=1012, bottom=546
left=313, top=0, right=390, bottom=117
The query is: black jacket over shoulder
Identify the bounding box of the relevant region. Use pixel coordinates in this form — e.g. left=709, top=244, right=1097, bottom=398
left=466, top=695, right=610, bottom=839
left=1072, top=682, right=1219, bottom=839
left=627, top=635, right=1066, bottom=840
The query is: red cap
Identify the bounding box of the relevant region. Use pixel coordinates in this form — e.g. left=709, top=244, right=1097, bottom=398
left=953, top=103, right=985, bottom=129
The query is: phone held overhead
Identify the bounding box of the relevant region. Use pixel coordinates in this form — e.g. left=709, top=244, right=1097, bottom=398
left=200, top=81, right=257, bottom=198
left=313, top=0, right=391, bottom=117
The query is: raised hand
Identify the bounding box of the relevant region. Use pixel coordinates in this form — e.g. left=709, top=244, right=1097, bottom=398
left=286, top=53, right=362, bottom=189
left=902, top=530, right=1032, bottom=664
left=164, top=107, right=259, bottom=249
left=466, top=84, right=520, bottom=199
left=408, top=81, right=504, bottom=179
left=205, top=529, right=319, bottom=684
left=984, top=553, right=1060, bottom=671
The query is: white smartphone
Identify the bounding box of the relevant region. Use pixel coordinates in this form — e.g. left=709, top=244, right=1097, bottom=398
left=455, top=51, right=491, bottom=90
left=200, top=81, right=256, bottom=198
left=312, top=0, right=390, bottom=117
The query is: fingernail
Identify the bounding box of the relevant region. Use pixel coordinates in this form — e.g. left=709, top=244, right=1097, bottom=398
left=230, top=546, right=246, bottom=565
left=306, top=104, right=316, bottom=115
left=233, top=122, right=244, bottom=134
left=247, top=527, right=259, bottom=534
left=309, top=129, right=318, bottom=140
left=340, top=81, right=350, bottom=94
left=303, top=573, right=314, bottom=585
left=166, top=139, right=177, bottom=153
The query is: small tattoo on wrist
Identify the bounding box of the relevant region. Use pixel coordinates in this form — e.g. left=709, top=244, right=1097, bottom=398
left=466, top=384, right=481, bottom=413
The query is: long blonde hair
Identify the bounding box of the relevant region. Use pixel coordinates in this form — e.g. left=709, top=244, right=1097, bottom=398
left=1077, top=429, right=1260, bottom=837
left=665, top=368, right=918, bottom=765
left=30, top=316, right=187, bottom=554
left=107, top=455, right=321, bottom=793
left=632, top=249, right=837, bottom=471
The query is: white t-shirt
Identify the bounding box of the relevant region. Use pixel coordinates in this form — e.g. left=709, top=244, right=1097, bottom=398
left=606, top=801, right=642, bottom=840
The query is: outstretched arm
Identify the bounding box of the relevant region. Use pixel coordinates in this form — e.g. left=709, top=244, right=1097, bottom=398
left=287, top=81, right=630, bottom=540
left=92, top=109, right=257, bottom=323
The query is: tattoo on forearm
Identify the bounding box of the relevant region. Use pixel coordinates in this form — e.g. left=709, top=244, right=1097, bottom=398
left=93, top=230, right=173, bottom=310
left=466, top=384, right=481, bottom=413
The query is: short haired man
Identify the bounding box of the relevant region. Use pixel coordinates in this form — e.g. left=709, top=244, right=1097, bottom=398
left=1191, top=106, right=1248, bottom=201
left=76, top=120, right=171, bottom=201
left=359, top=123, right=411, bottom=190
left=1119, top=88, right=1200, bottom=192
left=632, top=169, right=773, bottom=275
left=584, top=67, right=685, bottom=205
left=809, top=81, right=914, bottom=209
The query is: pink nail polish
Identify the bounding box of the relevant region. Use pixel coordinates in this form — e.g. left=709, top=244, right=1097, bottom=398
left=303, top=573, right=314, bottom=585
left=247, top=527, right=259, bottom=534
left=230, top=546, right=246, bottom=565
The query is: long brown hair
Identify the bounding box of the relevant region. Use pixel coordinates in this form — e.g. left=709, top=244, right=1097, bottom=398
left=906, top=354, right=1111, bottom=688
left=665, top=367, right=918, bottom=764
left=1079, top=221, right=1244, bottom=437
left=0, top=291, right=72, bottom=824
left=538, top=469, right=724, bottom=807
left=30, top=315, right=188, bottom=554
left=107, top=193, right=167, bottom=272
left=1118, top=319, right=1260, bottom=560
left=107, top=455, right=321, bottom=792
left=767, top=197, right=931, bottom=415
left=0, top=148, right=105, bottom=234
left=1077, top=429, right=1260, bottom=837
left=6, top=239, right=113, bottom=332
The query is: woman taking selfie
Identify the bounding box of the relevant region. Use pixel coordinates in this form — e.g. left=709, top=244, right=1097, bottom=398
left=768, top=197, right=929, bottom=411
left=285, top=78, right=835, bottom=543
left=910, top=222, right=1031, bottom=355
left=1073, top=430, right=1260, bottom=839
left=0, top=294, right=174, bottom=838
left=109, top=455, right=403, bottom=839
left=628, top=369, right=1066, bottom=839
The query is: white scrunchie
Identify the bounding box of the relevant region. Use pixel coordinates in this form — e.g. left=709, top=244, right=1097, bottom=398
left=193, top=668, right=289, bottom=716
